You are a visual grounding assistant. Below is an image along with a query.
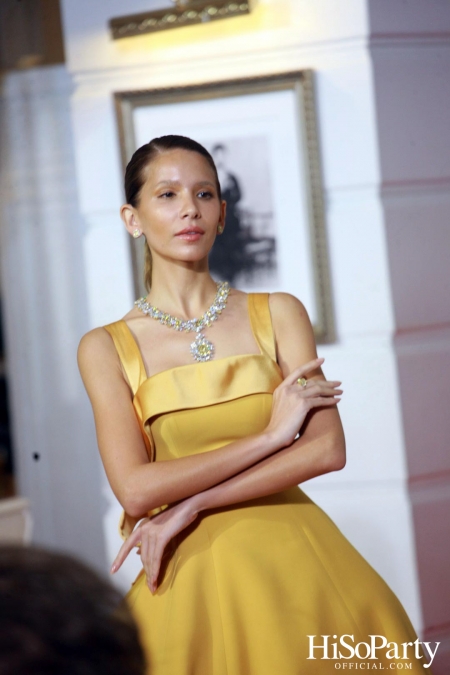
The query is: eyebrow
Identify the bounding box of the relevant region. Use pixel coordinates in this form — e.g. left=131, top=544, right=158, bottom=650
left=155, top=180, right=216, bottom=187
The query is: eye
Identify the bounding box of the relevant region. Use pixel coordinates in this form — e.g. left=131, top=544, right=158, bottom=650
left=198, top=190, right=213, bottom=199
left=158, top=191, right=175, bottom=198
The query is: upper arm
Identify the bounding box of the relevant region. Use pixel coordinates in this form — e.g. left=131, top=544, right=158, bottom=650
left=269, top=293, right=345, bottom=449
left=269, top=293, right=320, bottom=379
left=77, top=328, right=150, bottom=507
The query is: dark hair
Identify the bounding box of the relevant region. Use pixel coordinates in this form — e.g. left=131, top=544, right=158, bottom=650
left=125, top=134, right=222, bottom=291
left=0, top=546, right=146, bottom=675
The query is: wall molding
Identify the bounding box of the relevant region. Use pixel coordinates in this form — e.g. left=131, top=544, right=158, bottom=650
left=370, top=32, right=450, bottom=49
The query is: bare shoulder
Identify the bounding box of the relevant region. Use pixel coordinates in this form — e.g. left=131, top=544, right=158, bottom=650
left=77, top=327, right=114, bottom=366
left=268, top=292, right=318, bottom=376
left=268, top=292, right=311, bottom=330
left=77, top=327, right=122, bottom=390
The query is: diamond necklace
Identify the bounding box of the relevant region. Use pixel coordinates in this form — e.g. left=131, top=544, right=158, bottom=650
left=134, top=281, right=230, bottom=363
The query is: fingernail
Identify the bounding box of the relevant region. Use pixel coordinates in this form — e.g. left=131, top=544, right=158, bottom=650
left=110, top=565, right=116, bottom=574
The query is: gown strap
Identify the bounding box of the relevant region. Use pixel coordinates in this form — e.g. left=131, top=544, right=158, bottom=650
left=103, top=320, right=147, bottom=397
left=247, top=293, right=277, bottom=363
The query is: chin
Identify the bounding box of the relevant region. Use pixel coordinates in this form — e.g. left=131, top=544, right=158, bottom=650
left=175, top=241, right=214, bottom=258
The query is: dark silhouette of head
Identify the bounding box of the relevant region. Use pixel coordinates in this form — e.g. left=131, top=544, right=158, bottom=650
left=0, top=546, right=146, bottom=675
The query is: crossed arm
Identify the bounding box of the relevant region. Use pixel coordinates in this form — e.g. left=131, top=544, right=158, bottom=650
left=78, top=293, right=345, bottom=591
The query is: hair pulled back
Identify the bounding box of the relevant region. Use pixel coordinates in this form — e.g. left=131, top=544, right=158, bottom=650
left=124, top=134, right=221, bottom=292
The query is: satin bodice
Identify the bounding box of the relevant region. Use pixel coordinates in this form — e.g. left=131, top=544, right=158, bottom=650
left=104, top=293, right=283, bottom=537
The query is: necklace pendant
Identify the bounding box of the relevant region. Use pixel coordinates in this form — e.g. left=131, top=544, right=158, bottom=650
left=135, top=281, right=230, bottom=363
left=190, top=332, right=214, bottom=362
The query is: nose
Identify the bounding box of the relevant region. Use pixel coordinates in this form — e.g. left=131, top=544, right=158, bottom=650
left=181, top=192, right=200, bottom=219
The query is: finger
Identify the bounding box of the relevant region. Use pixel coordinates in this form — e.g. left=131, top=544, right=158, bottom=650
left=149, top=537, right=166, bottom=594
left=148, top=533, right=161, bottom=593
left=146, top=535, right=155, bottom=591
left=142, top=535, right=157, bottom=587
left=284, top=358, right=324, bottom=386
left=299, top=383, right=343, bottom=397
left=307, top=379, right=342, bottom=387
left=293, top=377, right=342, bottom=391
left=140, top=536, right=153, bottom=588
left=111, top=530, right=142, bottom=573
left=307, top=396, right=342, bottom=408
left=111, top=545, right=131, bottom=574
left=151, top=530, right=171, bottom=593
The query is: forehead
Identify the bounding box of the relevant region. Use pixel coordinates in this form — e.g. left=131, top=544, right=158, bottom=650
left=144, top=148, right=215, bottom=184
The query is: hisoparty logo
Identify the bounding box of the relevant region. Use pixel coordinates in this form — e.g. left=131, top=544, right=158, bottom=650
left=307, top=635, right=439, bottom=670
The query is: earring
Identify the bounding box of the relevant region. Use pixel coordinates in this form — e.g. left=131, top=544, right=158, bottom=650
left=132, top=229, right=142, bottom=239
left=217, top=225, right=224, bottom=234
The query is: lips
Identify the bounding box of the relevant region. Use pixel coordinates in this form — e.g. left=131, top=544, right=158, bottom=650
left=175, top=226, right=204, bottom=236
left=175, top=226, right=205, bottom=242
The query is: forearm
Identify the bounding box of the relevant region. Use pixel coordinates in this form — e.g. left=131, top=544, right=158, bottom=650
left=123, top=381, right=342, bottom=517
left=191, top=429, right=345, bottom=514
left=123, top=430, right=283, bottom=517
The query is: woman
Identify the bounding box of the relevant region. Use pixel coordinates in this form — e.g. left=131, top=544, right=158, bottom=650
left=78, top=135, right=434, bottom=674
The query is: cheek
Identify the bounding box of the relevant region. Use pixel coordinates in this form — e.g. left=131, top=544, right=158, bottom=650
left=145, top=225, right=171, bottom=249
left=205, top=201, right=222, bottom=222
left=142, top=206, right=175, bottom=236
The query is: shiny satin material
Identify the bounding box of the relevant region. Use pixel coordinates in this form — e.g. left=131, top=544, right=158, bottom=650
left=104, top=294, right=429, bottom=675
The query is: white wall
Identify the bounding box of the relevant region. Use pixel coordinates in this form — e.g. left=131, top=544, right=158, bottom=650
left=368, top=1, right=450, bottom=669
left=0, top=66, right=108, bottom=573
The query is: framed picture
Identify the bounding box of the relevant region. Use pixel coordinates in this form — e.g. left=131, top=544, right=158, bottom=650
left=115, top=71, right=335, bottom=342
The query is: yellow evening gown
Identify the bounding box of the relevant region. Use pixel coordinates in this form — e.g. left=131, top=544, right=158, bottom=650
left=104, top=293, right=431, bottom=675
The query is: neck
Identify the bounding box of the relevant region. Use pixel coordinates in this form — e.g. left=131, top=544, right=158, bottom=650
left=146, top=258, right=221, bottom=319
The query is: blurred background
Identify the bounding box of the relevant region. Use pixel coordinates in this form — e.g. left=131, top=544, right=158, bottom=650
left=0, top=1, right=449, bottom=672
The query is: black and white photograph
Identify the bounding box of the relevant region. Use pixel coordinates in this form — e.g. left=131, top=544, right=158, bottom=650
left=205, top=136, right=277, bottom=288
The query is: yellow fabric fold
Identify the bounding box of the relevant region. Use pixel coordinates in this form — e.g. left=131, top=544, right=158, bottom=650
left=247, top=292, right=277, bottom=361
left=134, top=354, right=282, bottom=425
left=103, top=321, right=147, bottom=394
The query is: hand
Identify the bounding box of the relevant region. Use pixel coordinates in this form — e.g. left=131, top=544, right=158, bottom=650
left=265, top=358, right=343, bottom=448
left=111, top=498, right=200, bottom=593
